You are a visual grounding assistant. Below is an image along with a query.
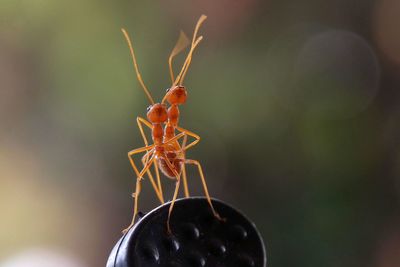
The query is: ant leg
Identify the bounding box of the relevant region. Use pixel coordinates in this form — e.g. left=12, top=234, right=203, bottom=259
left=137, top=153, right=156, bottom=180
left=122, top=175, right=142, bottom=234
left=128, top=145, right=158, bottom=196
left=137, top=117, right=165, bottom=200
left=159, top=132, right=190, bottom=198
left=127, top=145, right=154, bottom=178
left=174, top=127, right=200, bottom=196
left=141, top=153, right=164, bottom=203
left=136, top=117, right=152, bottom=146
left=153, top=162, right=164, bottom=202
left=176, top=126, right=200, bottom=151
left=123, top=153, right=156, bottom=233
left=181, top=135, right=190, bottom=197
left=153, top=133, right=188, bottom=233
left=162, top=155, right=182, bottom=234
left=128, top=148, right=157, bottom=208
left=181, top=165, right=189, bottom=198
left=125, top=147, right=154, bottom=225
left=168, top=176, right=181, bottom=234
left=136, top=117, right=164, bottom=203
left=163, top=132, right=186, bottom=146
left=184, top=159, right=224, bottom=221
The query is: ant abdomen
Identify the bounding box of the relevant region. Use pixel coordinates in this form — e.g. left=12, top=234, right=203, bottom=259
left=157, top=151, right=183, bottom=179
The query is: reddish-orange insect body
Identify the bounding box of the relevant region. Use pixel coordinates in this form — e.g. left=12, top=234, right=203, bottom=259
left=158, top=149, right=184, bottom=178
left=160, top=85, right=188, bottom=177
left=164, top=86, right=187, bottom=141
left=166, top=85, right=187, bottom=106
left=146, top=103, right=168, bottom=146
left=121, top=15, right=222, bottom=234
left=147, top=103, right=184, bottom=178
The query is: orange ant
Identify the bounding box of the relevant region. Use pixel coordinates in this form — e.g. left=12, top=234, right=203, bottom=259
left=121, top=15, right=222, bottom=234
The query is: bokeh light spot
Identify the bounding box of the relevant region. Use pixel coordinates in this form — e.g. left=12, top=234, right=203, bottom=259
left=268, top=26, right=380, bottom=119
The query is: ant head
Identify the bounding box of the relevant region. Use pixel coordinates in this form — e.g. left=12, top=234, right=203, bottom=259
left=165, top=85, right=187, bottom=105
left=147, top=103, right=168, bottom=123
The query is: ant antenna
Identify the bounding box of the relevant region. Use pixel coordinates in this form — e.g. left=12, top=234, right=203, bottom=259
left=161, top=36, right=203, bottom=104
left=174, top=15, right=207, bottom=86
left=121, top=28, right=155, bottom=105
left=178, top=36, right=203, bottom=84
left=162, top=36, right=203, bottom=104
left=168, top=31, right=190, bottom=84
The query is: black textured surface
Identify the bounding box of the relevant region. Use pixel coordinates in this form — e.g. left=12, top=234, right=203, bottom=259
left=107, top=197, right=267, bottom=267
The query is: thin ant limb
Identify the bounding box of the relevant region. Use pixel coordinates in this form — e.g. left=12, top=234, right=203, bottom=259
left=168, top=176, right=181, bottom=234
left=181, top=163, right=190, bottom=197
left=153, top=161, right=164, bottom=202
left=191, top=15, right=207, bottom=46
left=162, top=153, right=183, bottom=234
left=133, top=130, right=186, bottom=177
left=138, top=116, right=188, bottom=199
left=136, top=117, right=151, bottom=146
left=137, top=121, right=165, bottom=200
left=128, top=131, right=186, bottom=179
left=121, top=28, right=155, bottom=104
left=125, top=132, right=187, bottom=233
left=136, top=124, right=162, bottom=202
left=173, top=15, right=207, bottom=86
left=141, top=153, right=164, bottom=203
left=177, top=36, right=203, bottom=85
left=143, top=154, right=165, bottom=203
left=173, top=36, right=204, bottom=86
left=181, top=134, right=190, bottom=197
left=161, top=35, right=204, bottom=104
left=124, top=148, right=155, bottom=233
left=137, top=153, right=157, bottom=184
left=122, top=176, right=142, bottom=233
left=176, top=126, right=200, bottom=151
left=137, top=117, right=164, bottom=203
left=123, top=153, right=157, bottom=234
left=127, top=145, right=155, bottom=179
left=163, top=131, right=186, bottom=145
left=168, top=31, right=190, bottom=83
left=185, top=159, right=223, bottom=221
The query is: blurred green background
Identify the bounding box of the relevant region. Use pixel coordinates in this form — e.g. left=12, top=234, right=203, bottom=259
left=1, top=0, right=400, bottom=266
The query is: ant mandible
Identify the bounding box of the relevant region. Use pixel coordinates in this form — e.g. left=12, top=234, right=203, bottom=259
left=121, top=15, right=222, bottom=234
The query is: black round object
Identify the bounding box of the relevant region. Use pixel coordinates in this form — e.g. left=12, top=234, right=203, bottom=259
left=107, top=197, right=267, bottom=267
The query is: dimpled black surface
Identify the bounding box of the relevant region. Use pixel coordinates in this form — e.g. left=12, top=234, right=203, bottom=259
left=107, top=197, right=267, bottom=267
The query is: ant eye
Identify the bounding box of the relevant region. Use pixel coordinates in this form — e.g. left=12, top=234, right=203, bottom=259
left=147, top=105, right=152, bottom=112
